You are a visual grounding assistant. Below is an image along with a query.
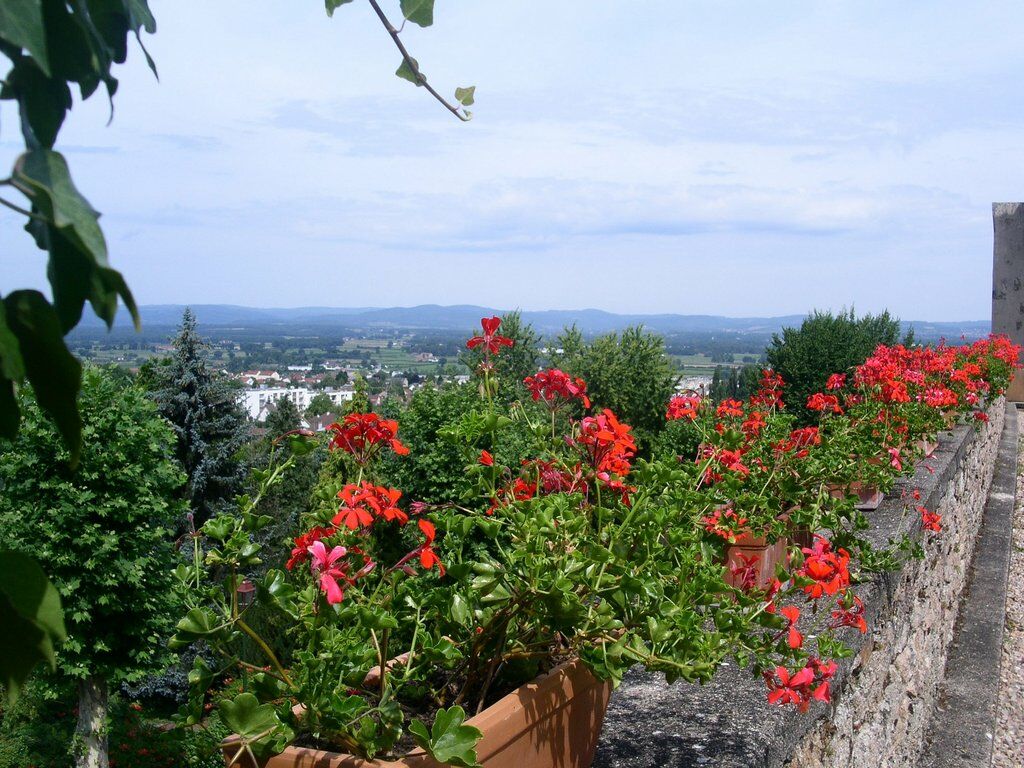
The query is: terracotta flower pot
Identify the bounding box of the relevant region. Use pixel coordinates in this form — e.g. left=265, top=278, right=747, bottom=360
left=723, top=531, right=788, bottom=590
left=223, top=658, right=612, bottom=768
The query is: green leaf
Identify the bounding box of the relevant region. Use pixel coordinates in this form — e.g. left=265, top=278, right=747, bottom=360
left=409, top=706, right=482, bottom=768
left=3, top=290, right=82, bottom=466
left=220, top=692, right=293, bottom=764
left=325, top=0, right=355, bottom=17
left=0, top=301, right=25, bottom=382
left=400, top=0, right=434, bottom=27
left=45, top=225, right=139, bottom=332
left=396, top=57, right=425, bottom=86
left=455, top=86, right=475, bottom=106
left=0, top=0, right=50, bottom=74
left=123, top=0, right=159, bottom=77
left=0, top=551, right=67, bottom=706
left=12, top=150, right=107, bottom=270
left=170, top=606, right=223, bottom=649
left=0, top=58, right=71, bottom=147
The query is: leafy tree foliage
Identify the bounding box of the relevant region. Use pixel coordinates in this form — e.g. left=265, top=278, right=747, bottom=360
left=148, top=310, right=248, bottom=528
left=555, top=326, right=678, bottom=454
left=0, top=366, right=185, bottom=767
left=305, top=392, right=336, bottom=418
left=766, top=309, right=906, bottom=425
left=264, top=396, right=301, bottom=439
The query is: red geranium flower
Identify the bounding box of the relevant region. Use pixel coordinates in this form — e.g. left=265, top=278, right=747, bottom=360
left=327, top=412, right=409, bottom=465
left=415, top=518, right=445, bottom=575
left=780, top=605, right=803, bottom=649
left=919, top=505, right=942, bottom=532
left=666, top=395, right=702, bottom=421
left=830, top=593, right=868, bottom=634
left=333, top=482, right=406, bottom=529
left=807, top=392, right=843, bottom=414
left=797, top=536, right=851, bottom=598
left=466, top=316, right=514, bottom=355
left=524, top=369, right=590, bottom=409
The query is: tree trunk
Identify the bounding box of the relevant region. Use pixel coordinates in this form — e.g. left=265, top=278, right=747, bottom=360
left=74, top=675, right=109, bottom=768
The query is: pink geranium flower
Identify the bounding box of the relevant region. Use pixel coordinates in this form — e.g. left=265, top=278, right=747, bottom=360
left=308, top=540, right=348, bottom=604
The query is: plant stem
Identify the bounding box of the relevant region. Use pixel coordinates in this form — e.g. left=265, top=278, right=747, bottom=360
left=365, top=0, right=470, bottom=121
left=236, top=618, right=295, bottom=689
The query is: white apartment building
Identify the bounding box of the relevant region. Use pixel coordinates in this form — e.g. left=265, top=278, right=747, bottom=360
left=241, top=386, right=354, bottom=421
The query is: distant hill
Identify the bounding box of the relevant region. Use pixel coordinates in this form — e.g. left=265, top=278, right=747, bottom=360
left=71, top=303, right=990, bottom=341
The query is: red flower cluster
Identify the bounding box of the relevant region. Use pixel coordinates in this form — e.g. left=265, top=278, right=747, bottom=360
left=701, top=507, right=749, bottom=543
left=774, top=426, right=820, bottom=457
left=806, top=392, right=843, bottom=414
left=333, top=482, right=406, bottom=529
left=918, top=505, right=942, bottom=532
left=666, top=395, right=702, bottom=421
left=764, top=658, right=837, bottom=711
left=466, top=316, right=514, bottom=355
left=716, top=399, right=745, bottom=418
left=829, top=593, right=868, bottom=634
left=328, top=413, right=409, bottom=465
left=524, top=368, right=591, bottom=409
left=576, top=408, right=636, bottom=477
left=751, top=369, right=785, bottom=409
left=825, top=373, right=847, bottom=390
left=797, top=536, right=851, bottom=598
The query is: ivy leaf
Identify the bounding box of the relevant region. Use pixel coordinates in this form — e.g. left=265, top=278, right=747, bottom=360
left=325, top=0, right=355, bottom=17
left=0, top=58, right=71, bottom=148
left=0, top=302, right=25, bottom=383
left=396, top=57, right=425, bottom=86
left=122, top=0, right=159, bottom=77
left=454, top=86, right=475, bottom=106
left=0, top=551, right=67, bottom=706
left=3, top=290, right=82, bottom=466
left=0, top=0, right=50, bottom=75
left=45, top=225, right=139, bottom=333
left=11, top=150, right=107, bottom=277
left=409, top=706, right=482, bottom=768
left=400, top=0, right=434, bottom=28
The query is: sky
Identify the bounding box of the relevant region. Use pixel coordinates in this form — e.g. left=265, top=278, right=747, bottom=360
left=3, top=1, right=1024, bottom=320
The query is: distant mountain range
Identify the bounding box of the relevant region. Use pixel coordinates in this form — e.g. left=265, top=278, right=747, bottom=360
left=72, top=304, right=991, bottom=340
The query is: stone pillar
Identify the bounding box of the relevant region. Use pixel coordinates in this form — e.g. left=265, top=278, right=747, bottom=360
left=992, top=203, right=1024, bottom=402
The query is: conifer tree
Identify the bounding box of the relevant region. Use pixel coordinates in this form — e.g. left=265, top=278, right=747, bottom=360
left=149, top=309, right=248, bottom=527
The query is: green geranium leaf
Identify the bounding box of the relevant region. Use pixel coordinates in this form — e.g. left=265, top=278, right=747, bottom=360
left=0, top=551, right=66, bottom=706
left=454, top=86, right=475, bottom=106
left=170, top=606, right=223, bottom=649
left=396, top=57, right=425, bottom=86
left=0, top=0, right=50, bottom=74
left=220, top=693, right=293, bottom=764
left=409, top=706, right=482, bottom=768
left=400, top=0, right=434, bottom=27
left=3, top=290, right=82, bottom=466
left=325, top=0, right=355, bottom=17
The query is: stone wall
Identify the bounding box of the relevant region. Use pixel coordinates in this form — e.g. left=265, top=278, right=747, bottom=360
left=593, top=399, right=1007, bottom=768
left=786, top=399, right=1005, bottom=768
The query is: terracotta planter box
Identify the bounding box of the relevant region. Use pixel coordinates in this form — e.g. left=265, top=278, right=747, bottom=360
left=723, top=531, right=788, bottom=590
left=223, top=658, right=612, bottom=768
left=828, top=482, right=883, bottom=511
left=915, top=437, right=938, bottom=458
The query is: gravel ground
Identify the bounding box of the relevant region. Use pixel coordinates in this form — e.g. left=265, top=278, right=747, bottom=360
left=992, top=411, right=1024, bottom=768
